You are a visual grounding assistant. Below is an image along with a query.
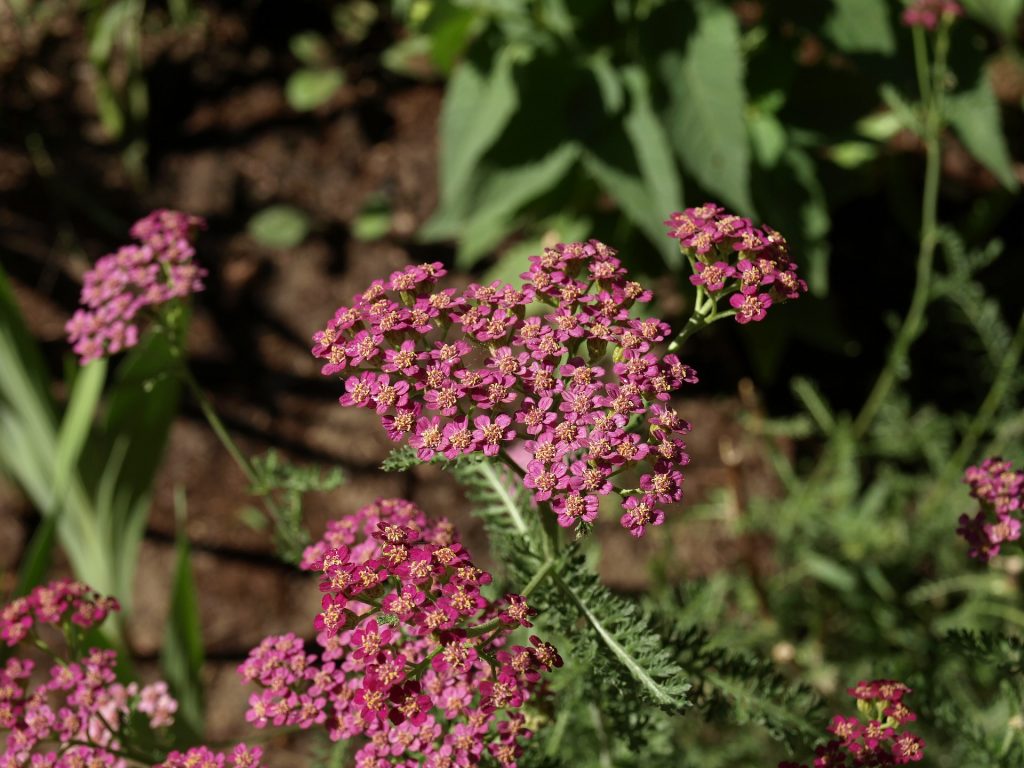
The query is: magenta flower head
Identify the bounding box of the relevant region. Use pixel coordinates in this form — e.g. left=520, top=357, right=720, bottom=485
left=957, top=457, right=1024, bottom=562
left=238, top=498, right=559, bottom=767
left=902, top=0, right=963, bottom=29
left=312, top=242, right=697, bottom=537
left=781, top=679, right=925, bottom=767
left=665, top=204, right=806, bottom=325
left=66, top=209, right=206, bottom=364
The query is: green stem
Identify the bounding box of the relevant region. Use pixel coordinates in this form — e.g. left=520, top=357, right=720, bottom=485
left=464, top=557, right=558, bottom=638
left=853, top=21, right=950, bottom=439
left=948, top=311, right=1024, bottom=472
left=179, top=367, right=257, bottom=485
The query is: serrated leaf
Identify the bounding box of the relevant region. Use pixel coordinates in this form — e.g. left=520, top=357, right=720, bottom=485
left=286, top=67, right=345, bottom=112
left=947, top=73, right=1020, bottom=191
left=247, top=205, right=312, bottom=249
left=621, top=65, right=684, bottom=227
left=427, top=48, right=520, bottom=238
left=822, top=0, right=895, bottom=54
left=456, top=142, right=579, bottom=268
left=380, top=446, right=423, bottom=473
left=582, top=151, right=678, bottom=266
left=663, top=3, right=753, bottom=213
left=961, top=0, right=1024, bottom=35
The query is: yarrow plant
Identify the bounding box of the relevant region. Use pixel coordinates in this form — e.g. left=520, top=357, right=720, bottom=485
left=956, top=458, right=1023, bottom=562
left=0, top=579, right=260, bottom=768
left=779, top=680, right=925, bottom=767
left=239, top=498, right=560, bottom=768
left=312, top=240, right=709, bottom=536
left=65, top=209, right=206, bottom=364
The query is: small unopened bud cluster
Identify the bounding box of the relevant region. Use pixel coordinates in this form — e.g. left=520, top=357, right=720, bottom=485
left=66, top=209, right=206, bottom=364
left=312, top=241, right=696, bottom=537
left=901, top=0, right=963, bottom=29
left=239, top=499, right=560, bottom=768
left=780, top=680, right=925, bottom=767
left=957, top=457, right=1023, bottom=562
left=664, top=203, right=807, bottom=325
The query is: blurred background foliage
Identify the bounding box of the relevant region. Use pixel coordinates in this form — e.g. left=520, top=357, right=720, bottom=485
left=1, top=0, right=1024, bottom=765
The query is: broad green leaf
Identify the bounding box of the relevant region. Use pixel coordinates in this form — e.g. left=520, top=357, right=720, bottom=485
left=87, top=0, right=140, bottom=64
left=289, top=32, right=331, bottom=66
left=285, top=67, right=345, bottom=112
left=663, top=3, right=753, bottom=213
left=456, top=142, right=579, bottom=268
left=588, top=50, right=624, bottom=113
left=352, top=199, right=392, bottom=241
left=247, top=205, right=312, bottom=248
left=947, top=74, right=1020, bottom=191
left=429, top=48, right=520, bottom=237
left=161, top=490, right=205, bottom=741
left=421, top=2, right=478, bottom=73
left=582, top=151, right=679, bottom=266
left=748, top=110, right=787, bottom=168
left=621, top=65, right=684, bottom=225
left=827, top=141, right=879, bottom=169
left=381, top=35, right=434, bottom=79
left=961, top=0, right=1024, bottom=35
left=822, top=0, right=895, bottom=55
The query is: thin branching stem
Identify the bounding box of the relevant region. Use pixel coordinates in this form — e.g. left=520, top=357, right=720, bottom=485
left=853, top=21, right=951, bottom=438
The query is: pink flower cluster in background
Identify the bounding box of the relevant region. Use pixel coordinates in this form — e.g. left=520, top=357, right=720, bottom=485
left=901, top=0, right=963, bottom=29
left=780, top=680, right=925, bottom=767
left=665, top=203, right=807, bottom=325
left=66, top=209, right=206, bottom=364
left=312, top=241, right=696, bottom=536
left=0, top=581, right=182, bottom=768
left=0, top=580, right=261, bottom=768
left=239, top=498, right=560, bottom=768
left=957, top=457, right=1023, bottom=561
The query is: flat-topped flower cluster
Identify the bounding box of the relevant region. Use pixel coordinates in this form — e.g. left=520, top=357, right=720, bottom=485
left=665, top=203, right=807, bottom=325
left=780, top=680, right=925, bottom=767
left=66, top=209, right=206, bottom=364
left=957, top=457, right=1023, bottom=562
left=0, top=579, right=260, bottom=768
left=312, top=241, right=696, bottom=536
left=239, top=498, right=559, bottom=768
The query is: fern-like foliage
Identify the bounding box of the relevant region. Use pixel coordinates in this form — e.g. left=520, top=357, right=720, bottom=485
left=943, top=629, right=1024, bottom=677
left=249, top=449, right=345, bottom=563
left=446, top=456, right=692, bottom=716
left=667, top=624, right=823, bottom=749
left=380, top=445, right=423, bottom=473
left=550, top=552, right=693, bottom=714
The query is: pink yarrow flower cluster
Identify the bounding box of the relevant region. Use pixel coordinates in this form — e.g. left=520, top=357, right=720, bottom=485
left=66, top=209, right=206, bottom=364
left=0, top=580, right=193, bottom=768
left=780, top=680, right=925, bottom=767
left=158, top=744, right=263, bottom=768
left=311, top=241, right=697, bottom=536
left=239, top=498, right=560, bottom=768
left=901, top=0, right=963, bottom=29
left=957, top=457, right=1024, bottom=562
left=665, top=203, right=807, bottom=325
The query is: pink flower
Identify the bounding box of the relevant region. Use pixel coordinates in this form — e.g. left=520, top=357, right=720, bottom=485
left=67, top=211, right=206, bottom=364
